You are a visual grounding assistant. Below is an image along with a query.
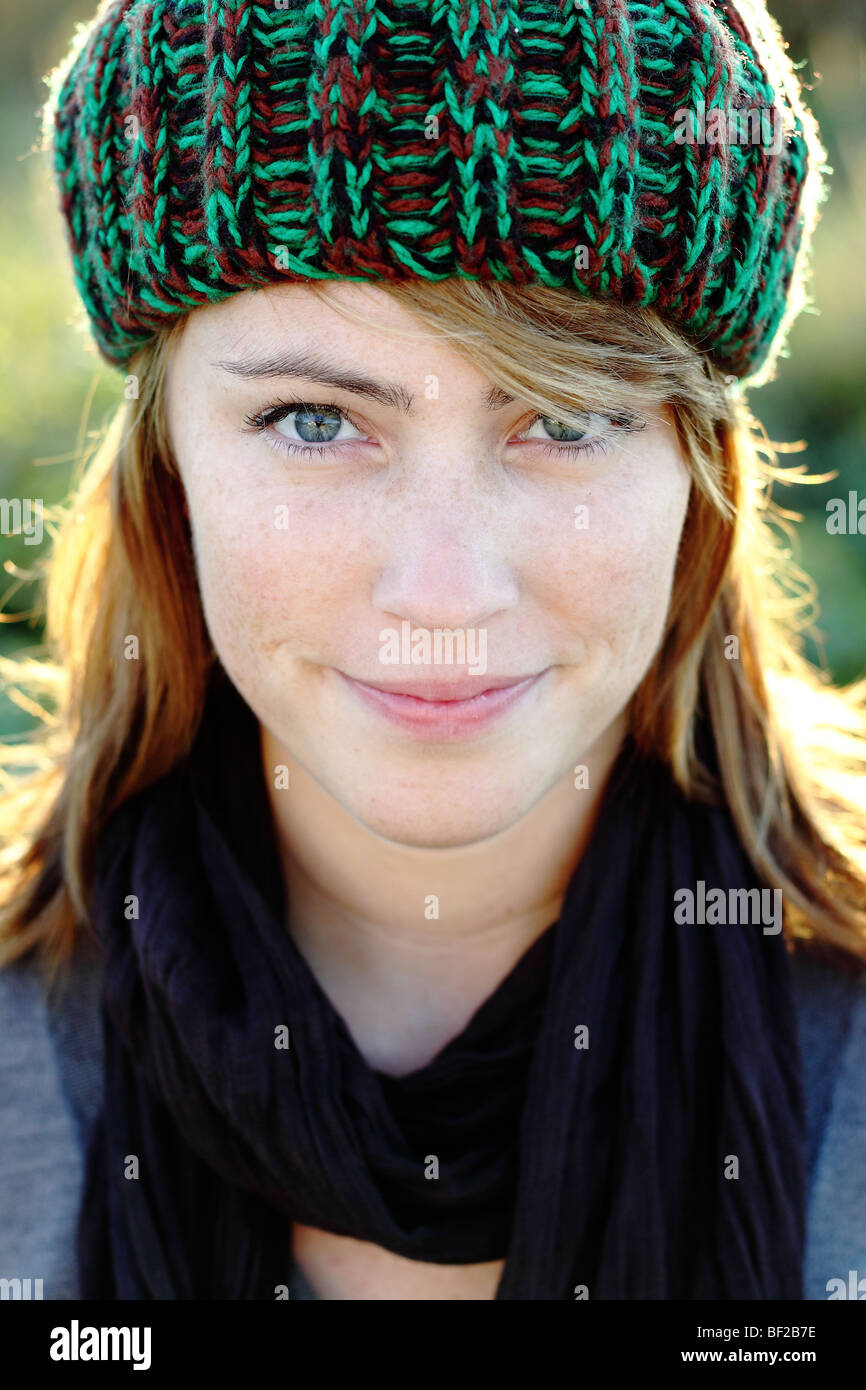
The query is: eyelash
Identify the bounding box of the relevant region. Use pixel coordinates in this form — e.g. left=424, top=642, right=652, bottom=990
left=241, top=398, right=617, bottom=462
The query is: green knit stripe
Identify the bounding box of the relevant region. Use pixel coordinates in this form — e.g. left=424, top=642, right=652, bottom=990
left=375, top=2, right=452, bottom=275
left=77, top=4, right=140, bottom=358
left=129, top=0, right=171, bottom=284
left=307, top=0, right=391, bottom=275
left=510, top=2, right=584, bottom=286
left=251, top=1, right=322, bottom=275
left=431, top=0, right=521, bottom=278
left=202, top=0, right=255, bottom=274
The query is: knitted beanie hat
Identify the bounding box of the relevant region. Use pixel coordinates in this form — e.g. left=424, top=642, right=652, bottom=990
left=43, top=0, right=825, bottom=384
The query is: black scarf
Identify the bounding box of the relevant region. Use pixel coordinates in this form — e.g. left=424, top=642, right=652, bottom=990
left=78, top=667, right=806, bottom=1299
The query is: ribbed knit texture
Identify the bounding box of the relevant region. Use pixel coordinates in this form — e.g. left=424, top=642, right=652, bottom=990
left=43, top=0, right=825, bottom=381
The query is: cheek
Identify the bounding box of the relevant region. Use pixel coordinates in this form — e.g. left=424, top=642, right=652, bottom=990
left=183, top=477, right=366, bottom=665
left=540, top=454, right=690, bottom=663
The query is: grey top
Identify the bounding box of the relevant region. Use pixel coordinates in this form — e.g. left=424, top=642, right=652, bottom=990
left=1, top=935, right=865, bottom=1301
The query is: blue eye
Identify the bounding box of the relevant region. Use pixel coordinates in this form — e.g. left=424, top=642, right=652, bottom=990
left=528, top=416, right=590, bottom=442
left=518, top=411, right=617, bottom=458
left=241, top=400, right=365, bottom=458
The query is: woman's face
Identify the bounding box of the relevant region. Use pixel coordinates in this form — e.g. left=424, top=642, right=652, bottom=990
left=164, top=283, right=692, bottom=846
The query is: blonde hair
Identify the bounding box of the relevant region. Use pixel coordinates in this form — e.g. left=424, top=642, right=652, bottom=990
left=2, top=279, right=865, bottom=991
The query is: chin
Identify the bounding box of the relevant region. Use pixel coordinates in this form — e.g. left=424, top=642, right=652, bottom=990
left=344, top=793, right=530, bottom=849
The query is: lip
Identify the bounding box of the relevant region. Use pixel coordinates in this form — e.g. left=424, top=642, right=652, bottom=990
left=335, top=668, right=550, bottom=740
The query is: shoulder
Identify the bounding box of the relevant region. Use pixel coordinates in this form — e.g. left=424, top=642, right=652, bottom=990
left=0, top=936, right=103, bottom=1299
left=789, top=946, right=866, bottom=1300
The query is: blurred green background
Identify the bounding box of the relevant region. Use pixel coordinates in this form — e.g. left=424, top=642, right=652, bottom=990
left=1, top=0, right=865, bottom=740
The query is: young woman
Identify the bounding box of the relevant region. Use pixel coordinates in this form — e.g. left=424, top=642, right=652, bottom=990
left=1, top=0, right=864, bottom=1301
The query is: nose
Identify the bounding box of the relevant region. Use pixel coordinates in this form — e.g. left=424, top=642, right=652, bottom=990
left=370, top=477, right=520, bottom=633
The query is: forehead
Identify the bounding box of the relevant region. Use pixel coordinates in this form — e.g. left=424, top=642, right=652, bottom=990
left=181, top=281, right=434, bottom=358
left=171, top=279, right=503, bottom=407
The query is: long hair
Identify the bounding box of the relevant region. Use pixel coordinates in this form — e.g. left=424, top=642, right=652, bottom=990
left=2, top=279, right=865, bottom=992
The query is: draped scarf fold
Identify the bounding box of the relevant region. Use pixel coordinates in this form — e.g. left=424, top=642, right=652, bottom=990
left=78, top=669, right=806, bottom=1299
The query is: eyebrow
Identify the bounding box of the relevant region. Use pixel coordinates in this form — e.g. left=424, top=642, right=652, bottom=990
left=211, top=349, right=515, bottom=414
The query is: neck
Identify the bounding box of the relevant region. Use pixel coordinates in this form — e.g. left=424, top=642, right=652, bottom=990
left=260, top=713, right=629, bottom=1004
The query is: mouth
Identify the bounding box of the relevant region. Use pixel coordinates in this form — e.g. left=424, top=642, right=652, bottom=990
left=335, top=668, right=551, bottom=739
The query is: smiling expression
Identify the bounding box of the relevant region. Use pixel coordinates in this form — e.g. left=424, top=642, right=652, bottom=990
left=163, top=281, right=692, bottom=846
